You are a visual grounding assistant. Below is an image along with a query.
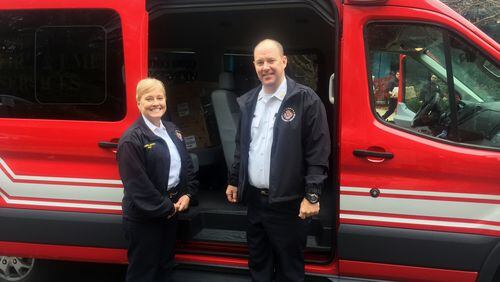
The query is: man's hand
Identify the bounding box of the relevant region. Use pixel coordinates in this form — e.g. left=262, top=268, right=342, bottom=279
left=174, top=195, right=191, bottom=213
left=226, top=185, right=238, bottom=203
left=298, top=198, right=320, bottom=219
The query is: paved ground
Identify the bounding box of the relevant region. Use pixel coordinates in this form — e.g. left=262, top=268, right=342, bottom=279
left=32, top=260, right=252, bottom=282
left=39, top=260, right=127, bottom=282
left=35, top=260, right=336, bottom=282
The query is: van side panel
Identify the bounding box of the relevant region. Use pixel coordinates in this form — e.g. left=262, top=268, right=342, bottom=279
left=339, top=260, right=477, bottom=282
left=339, top=3, right=500, bottom=280
left=0, top=0, right=146, bottom=263
left=0, top=0, right=146, bottom=214
left=338, top=224, right=495, bottom=270
left=0, top=241, right=127, bottom=264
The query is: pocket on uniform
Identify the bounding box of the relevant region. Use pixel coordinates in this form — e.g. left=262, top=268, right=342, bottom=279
left=250, top=115, right=261, bottom=137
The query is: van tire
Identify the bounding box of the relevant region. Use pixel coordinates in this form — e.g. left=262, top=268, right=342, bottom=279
left=0, top=257, right=50, bottom=282
left=477, top=241, right=500, bottom=282
left=491, top=267, right=500, bottom=282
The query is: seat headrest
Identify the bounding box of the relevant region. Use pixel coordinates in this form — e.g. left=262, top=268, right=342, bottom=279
left=219, top=72, right=235, bottom=91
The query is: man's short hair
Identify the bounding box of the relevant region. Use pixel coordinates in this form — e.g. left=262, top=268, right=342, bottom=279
left=254, top=39, right=285, bottom=56
left=136, top=78, right=166, bottom=102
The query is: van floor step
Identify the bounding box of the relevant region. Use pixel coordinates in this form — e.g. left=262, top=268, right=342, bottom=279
left=192, top=228, right=246, bottom=243
left=190, top=228, right=330, bottom=252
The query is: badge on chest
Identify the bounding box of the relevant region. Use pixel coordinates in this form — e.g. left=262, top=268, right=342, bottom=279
left=281, top=107, right=296, bottom=122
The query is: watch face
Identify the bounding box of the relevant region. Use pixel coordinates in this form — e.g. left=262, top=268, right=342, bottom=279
left=306, top=193, right=319, bottom=204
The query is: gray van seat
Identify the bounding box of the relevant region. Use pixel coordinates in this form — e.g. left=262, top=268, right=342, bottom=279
left=211, top=72, right=240, bottom=168
left=189, top=153, right=199, bottom=173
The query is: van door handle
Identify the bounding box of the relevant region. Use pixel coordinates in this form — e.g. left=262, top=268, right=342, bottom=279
left=328, top=73, right=335, bottom=104
left=98, top=141, right=118, bottom=149
left=353, top=149, right=394, bottom=159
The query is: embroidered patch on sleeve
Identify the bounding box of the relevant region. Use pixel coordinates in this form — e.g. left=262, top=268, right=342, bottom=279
left=144, top=143, right=156, bottom=150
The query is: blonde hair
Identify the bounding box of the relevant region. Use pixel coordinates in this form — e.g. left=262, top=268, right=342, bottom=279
left=136, top=78, right=166, bottom=102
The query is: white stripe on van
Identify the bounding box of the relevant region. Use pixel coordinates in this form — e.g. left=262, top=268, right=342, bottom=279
left=341, top=186, right=500, bottom=201
left=340, top=213, right=500, bottom=232
left=0, top=190, right=121, bottom=211
left=0, top=158, right=122, bottom=185
left=0, top=168, right=123, bottom=203
left=340, top=194, right=500, bottom=222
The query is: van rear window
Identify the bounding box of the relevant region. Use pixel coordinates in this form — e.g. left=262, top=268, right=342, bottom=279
left=0, top=9, right=125, bottom=121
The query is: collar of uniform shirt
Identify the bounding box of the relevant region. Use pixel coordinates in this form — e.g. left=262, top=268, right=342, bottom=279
left=142, top=115, right=166, bottom=133
left=257, top=77, right=287, bottom=102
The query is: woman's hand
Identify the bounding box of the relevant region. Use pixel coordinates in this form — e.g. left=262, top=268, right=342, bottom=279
left=175, top=195, right=191, bottom=212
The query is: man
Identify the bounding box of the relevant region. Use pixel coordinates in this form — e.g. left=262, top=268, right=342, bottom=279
left=381, top=71, right=399, bottom=120
left=420, top=74, right=441, bottom=103
left=226, top=39, right=330, bottom=281
left=413, top=74, right=446, bottom=133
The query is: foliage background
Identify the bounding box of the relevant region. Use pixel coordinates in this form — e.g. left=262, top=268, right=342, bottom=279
left=442, top=0, right=499, bottom=42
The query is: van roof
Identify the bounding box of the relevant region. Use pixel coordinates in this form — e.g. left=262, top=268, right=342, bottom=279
left=146, top=0, right=498, bottom=55
left=346, top=0, right=499, bottom=51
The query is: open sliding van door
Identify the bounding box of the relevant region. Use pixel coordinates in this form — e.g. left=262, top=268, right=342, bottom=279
left=0, top=0, right=147, bottom=278
left=145, top=0, right=340, bottom=278
left=338, top=0, right=500, bottom=281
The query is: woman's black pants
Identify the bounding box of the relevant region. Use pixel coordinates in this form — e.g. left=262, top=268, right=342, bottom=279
left=123, top=216, right=178, bottom=282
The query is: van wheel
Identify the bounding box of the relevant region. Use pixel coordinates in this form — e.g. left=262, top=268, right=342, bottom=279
left=0, top=256, right=47, bottom=282
left=492, top=267, right=500, bottom=282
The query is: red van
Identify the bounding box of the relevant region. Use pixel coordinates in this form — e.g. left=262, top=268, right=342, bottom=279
left=0, top=0, right=498, bottom=281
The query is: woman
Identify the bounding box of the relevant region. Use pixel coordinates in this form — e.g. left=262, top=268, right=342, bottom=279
left=117, top=78, right=198, bottom=282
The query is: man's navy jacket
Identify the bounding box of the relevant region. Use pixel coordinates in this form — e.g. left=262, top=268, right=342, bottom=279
left=229, top=77, right=331, bottom=203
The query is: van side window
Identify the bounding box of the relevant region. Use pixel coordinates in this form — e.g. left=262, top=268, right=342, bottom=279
left=366, top=23, right=500, bottom=149
left=0, top=10, right=125, bottom=121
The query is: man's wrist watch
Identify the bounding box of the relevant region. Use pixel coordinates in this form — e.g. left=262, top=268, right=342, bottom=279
left=305, top=193, right=320, bottom=204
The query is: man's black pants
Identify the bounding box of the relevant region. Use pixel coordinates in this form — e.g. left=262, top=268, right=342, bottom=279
left=246, top=186, right=310, bottom=282
left=123, top=215, right=178, bottom=282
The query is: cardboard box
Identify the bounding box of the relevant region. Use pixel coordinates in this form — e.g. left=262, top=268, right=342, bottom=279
left=166, top=82, right=216, bottom=150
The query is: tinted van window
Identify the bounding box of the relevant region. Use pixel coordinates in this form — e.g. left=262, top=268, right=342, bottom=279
left=366, top=23, right=500, bottom=149
left=0, top=9, right=125, bottom=121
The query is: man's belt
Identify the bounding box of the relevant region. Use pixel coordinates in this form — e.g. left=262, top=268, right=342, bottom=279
left=167, top=185, right=179, bottom=200
left=250, top=185, right=269, bottom=196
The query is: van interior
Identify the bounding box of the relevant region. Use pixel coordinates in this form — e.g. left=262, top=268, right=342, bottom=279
left=146, top=0, right=338, bottom=263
